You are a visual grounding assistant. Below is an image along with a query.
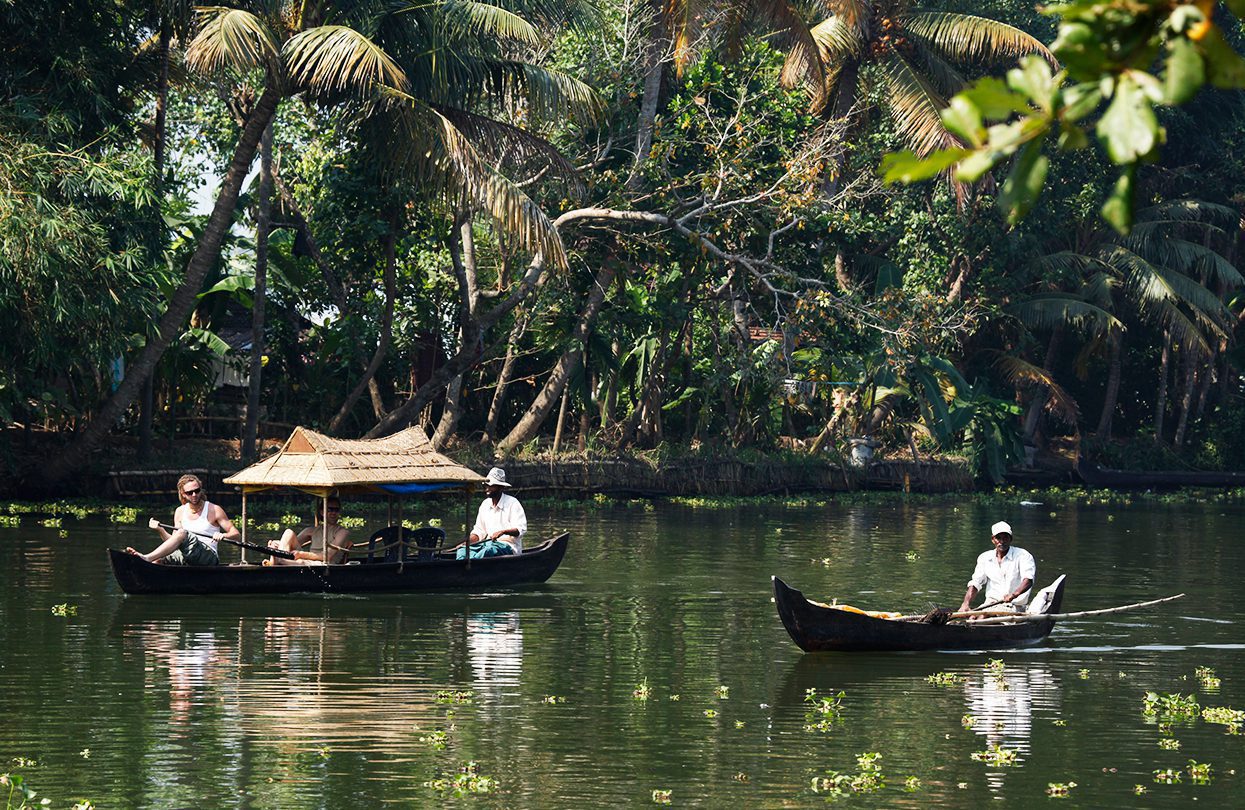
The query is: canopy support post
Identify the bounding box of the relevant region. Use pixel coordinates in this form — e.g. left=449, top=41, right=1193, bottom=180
left=240, top=492, right=248, bottom=564
left=463, top=487, right=472, bottom=570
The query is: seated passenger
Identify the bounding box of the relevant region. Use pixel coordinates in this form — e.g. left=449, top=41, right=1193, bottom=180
left=266, top=498, right=352, bottom=565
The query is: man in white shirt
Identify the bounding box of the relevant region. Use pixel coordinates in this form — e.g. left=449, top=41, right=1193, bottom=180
left=457, top=467, right=527, bottom=560
left=958, top=521, right=1036, bottom=613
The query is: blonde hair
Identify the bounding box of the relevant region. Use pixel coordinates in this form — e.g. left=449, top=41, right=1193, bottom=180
left=176, top=474, right=204, bottom=504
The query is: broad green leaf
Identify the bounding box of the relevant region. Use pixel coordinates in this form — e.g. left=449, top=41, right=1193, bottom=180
left=1165, top=36, right=1205, bottom=104
left=1057, top=125, right=1089, bottom=150
left=1101, top=167, right=1135, bottom=234
left=1050, top=22, right=1109, bottom=80
left=999, top=138, right=1049, bottom=224
left=880, top=148, right=970, bottom=184
left=940, top=97, right=985, bottom=145
left=954, top=149, right=997, bottom=182
left=1096, top=75, right=1159, bottom=163
left=1007, top=56, right=1056, bottom=110
left=1060, top=81, right=1102, bottom=121
left=962, top=77, right=1033, bottom=118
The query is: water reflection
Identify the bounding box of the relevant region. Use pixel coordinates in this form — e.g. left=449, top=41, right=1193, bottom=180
left=963, top=665, right=1060, bottom=791
left=467, top=612, right=524, bottom=695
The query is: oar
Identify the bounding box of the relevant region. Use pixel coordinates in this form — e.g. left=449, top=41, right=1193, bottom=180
left=960, top=593, right=1186, bottom=626
left=151, top=520, right=296, bottom=560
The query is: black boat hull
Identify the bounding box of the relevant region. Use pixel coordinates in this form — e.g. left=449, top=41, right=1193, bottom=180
left=772, top=575, right=1065, bottom=652
left=109, top=533, right=569, bottom=595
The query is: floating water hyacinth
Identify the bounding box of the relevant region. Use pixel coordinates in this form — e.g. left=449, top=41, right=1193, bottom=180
left=51, top=603, right=77, bottom=617
left=651, top=788, right=672, bottom=804
left=541, top=695, right=565, bottom=704
left=633, top=679, right=652, bottom=700
left=1195, top=666, right=1221, bottom=691
left=424, top=762, right=495, bottom=796
left=1045, top=781, right=1077, bottom=797
left=1187, top=760, right=1212, bottom=783
left=803, top=688, right=845, bottom=732
left=961, top=714, right=976, bottom=728
left=108, top=507, right=139, bottom=523
left=1152, top=768, right=1181, bottom=784
left=1158, top=738, right=1181, bottom=750
left=39, top=517, right=61, bottom=528
left=1142, top=692, right=1199, bottom=720
left=971, top=745, right=1019, bottom=766
left=434, top=689, right=474, bottom=705
left=716, top=685, right=729, bottom=699
left=926, top=672, right=965, bottom=687
left=903, top=776, right=921, bottom=792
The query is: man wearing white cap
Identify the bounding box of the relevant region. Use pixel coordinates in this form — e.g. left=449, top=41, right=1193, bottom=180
left=958, top=520, right=1036, bottom=613
left=457, top=467, right=528, bottom=560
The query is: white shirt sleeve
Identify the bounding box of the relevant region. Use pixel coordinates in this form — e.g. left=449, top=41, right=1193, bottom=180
left=509, top=496, right=527, bottom=539
left=470, top=500, right=489, bottom=540
left=968, top=553, right=989, bottom=590
left=1019, top=548, right=1036, bottom=581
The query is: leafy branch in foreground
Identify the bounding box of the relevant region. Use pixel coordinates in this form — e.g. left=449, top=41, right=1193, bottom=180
left=881, top=1, right=1245, bottom=233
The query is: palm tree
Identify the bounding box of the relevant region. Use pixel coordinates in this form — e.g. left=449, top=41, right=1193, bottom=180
left=37, top=0, right=600, bottom=485
left=780, top=1, right=1053, bottom=159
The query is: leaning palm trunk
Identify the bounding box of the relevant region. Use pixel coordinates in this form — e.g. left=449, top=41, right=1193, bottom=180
left=497, top=264, right=617, bottom=453
left=34, top=84, right=282, bottom=488
left=627, top=1, right=667, bottom=189
left=482, top=315, right=526, bottom=444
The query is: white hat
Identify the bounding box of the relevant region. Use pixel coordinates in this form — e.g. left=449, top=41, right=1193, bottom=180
left=483, top=467, right=512, bottom=487
left=991, top=521, right=1013, bottom=537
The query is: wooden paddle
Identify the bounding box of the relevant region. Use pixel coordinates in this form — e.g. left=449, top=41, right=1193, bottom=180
left=151, top=520, right=296, bottom=560
left=960, top=593, right=1186, bottom=626
left=893, top=597, right=1008, bottom=623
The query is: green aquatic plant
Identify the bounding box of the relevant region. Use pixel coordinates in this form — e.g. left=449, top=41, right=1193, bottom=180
left=926, top=672, right=966, bottom=687
left=541, top=695, right=565, bottom=705
left=1158, top=738, right=1181, bottom=750
left=651, top=789, right=672, bottom=804
left=280, top=513, right=301, bottom=526
left=0, top=516, right=18, bottom=528
left=961, top=714, right=977, bottom=728
left=419, top=729, right=449, bottom=750
left=811, top=752, right=885, bottom=796
left=107, top=507, right=138, bottom=524
left=985, top=659, right=1006, bottom=676
left=716, top=685, right=729, bottom=699
left=434, top=689, right=474, bottom=705
left=1143, top=692, right=1200, bottom=720
left=1045, top=781, right=1077, bottom=797
left=50, top=603, right=76, bottom=617
left=633, top=679, right=652, bottom=701
left=734, top=720, right=745, bottom=729
left=903, top=775, right=921, bottom=792
left=803, top=688, right=845, bottom=732
left=1201, top=706, right=1244, bottom=732
left=1133, top=784, right=1148, bottom=795
left=1195, top=666, right=1221, bottom=691
left=905, top=550, right=919, bottom=561
left=703, top=709, right=717, bottom=718
left=1052, top=719, right=1067, bottom=727
left=1187, top=760, right=1212, bottom=783
left=9, top=758, right=36, bottom=768
left=38, top=518, right=61, bottom=528
left=1078, top=669, right=1089, bottom=679
left=1152, top=768, right=1181, bottom=783
left=971, top=745, right=1019, bottom=766
left=338, top=516, right=365, bottom=529
left=424, top=762, right=495, bottom=797
left=1, top=773, right=42, bottom=810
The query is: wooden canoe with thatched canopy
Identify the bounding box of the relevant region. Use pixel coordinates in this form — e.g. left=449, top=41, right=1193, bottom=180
left=108, top=426, right=569, bottom=595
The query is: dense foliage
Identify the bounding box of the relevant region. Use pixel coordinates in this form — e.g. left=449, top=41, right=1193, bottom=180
left=2, top=0, right=1243, bottom=485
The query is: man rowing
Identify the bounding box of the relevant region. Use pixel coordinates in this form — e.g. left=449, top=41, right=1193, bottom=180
left=958, top=520, right=1035, bottom=614
left=125, top=474, right=238, bottom=565
left=456, top=467, right=526, bottom=560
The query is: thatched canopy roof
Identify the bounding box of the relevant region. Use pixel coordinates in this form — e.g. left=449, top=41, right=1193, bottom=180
left=223, top=426, right=482, bottom=495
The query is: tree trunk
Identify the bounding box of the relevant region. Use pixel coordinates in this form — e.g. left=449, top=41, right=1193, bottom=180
left=496, top=264, right=617, bottom=452
left=552, top=386, right=569, bottom=455
left=139, top=21, right=173, bottom=463
left=243, top=120, right=274, bottom=460
left=1022, top=326, right=1064, bottom=444
left=627, top=1, right=667, bottom=189
left=1195, top=347, right=1216, bottom=418
left=34, top=83, right=282, bottom=488
left=1154, top=330, right=1171, bottom=443
left=482, top=315, right=525, bottom=444
left=327, top=222, right=399, bottom=434
left=432, top=217, right=480, bottom=449
left=619, top=330, right=671, bottom=450
left=1173, top=350, right=1198, bottom=447
left=1095, top=329, right=1122, bottom=438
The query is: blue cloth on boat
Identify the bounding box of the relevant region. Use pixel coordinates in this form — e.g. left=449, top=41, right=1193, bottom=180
left=455, top=540, right=516, bottom=560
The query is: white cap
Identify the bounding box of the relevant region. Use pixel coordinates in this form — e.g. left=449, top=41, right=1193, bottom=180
left=991, top=521, right=1013, bottom=537
left=483, top=467, right=512, bottom=487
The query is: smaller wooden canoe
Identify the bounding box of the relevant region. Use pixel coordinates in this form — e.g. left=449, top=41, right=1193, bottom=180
left=772, top=575, right=1067, bottom=652
left=109, top=533, right=569, bottom=596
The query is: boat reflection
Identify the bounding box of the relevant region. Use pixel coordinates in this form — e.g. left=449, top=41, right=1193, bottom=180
left=108, top=595, right=554, bottom=757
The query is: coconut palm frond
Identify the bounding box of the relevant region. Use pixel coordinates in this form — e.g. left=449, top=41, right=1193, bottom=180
left=1010, top=295, right=1121, bottom=337
left=882, top=53, right=960, bottom=156
left=772, top=6, right=826, bottom=96
left=471, top=62, right=602, bottom=127
left=909, top=45, right=967, bottom=97
left=1149, top=265, right=1234, bottom=331
left=905, top=12, right=1056, bottom=67
left=186, top=8, right=279, bottom=75
left=825, top=0, right=870, bottom=30
left=1027, top=250, right=1105, bottom=282
left=1136, top=198, right=1240, bottom=228
left=436, top=106, right=582, bottom=192
left=1151, top=299, right=1214, bottom=356
left=1130, top=238, right=1244, bottom=289
left=283, top=25, right=408, bottom=98
left=810, top=15, right=861, bottom=59
left=442, top=0, right=540, bottom=45
left=667, top=0, right=714, bottom=74
left=380, top=89, right=567, bottom=268
left=1081, top=271, right=1120, bottom=309
left=991, top=353, right=1080, bottom=424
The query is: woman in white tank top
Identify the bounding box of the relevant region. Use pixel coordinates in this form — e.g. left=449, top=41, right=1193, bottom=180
left=125, top=474, right=240, bottom=565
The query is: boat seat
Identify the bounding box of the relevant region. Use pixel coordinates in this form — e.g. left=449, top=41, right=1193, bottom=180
left=365, top=526, right=446, bottom=563
left=404, top=527, right=446, bottom=562
left=1027, top=574, right=1067, bottom=615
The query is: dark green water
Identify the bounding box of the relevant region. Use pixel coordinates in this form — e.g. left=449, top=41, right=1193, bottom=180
left=1, top=496, right=1242, bottom=808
